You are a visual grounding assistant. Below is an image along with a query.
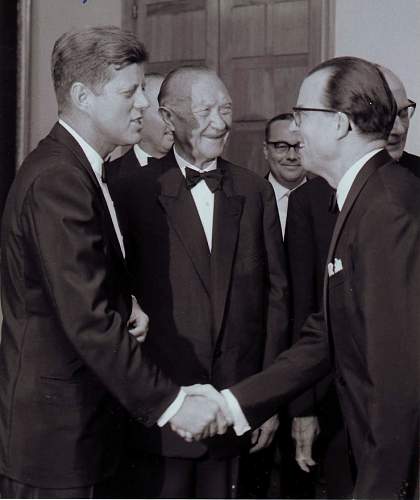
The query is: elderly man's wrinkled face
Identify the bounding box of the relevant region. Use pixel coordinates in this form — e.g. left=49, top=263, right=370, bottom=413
left=171, top=74, right=232, bottom=167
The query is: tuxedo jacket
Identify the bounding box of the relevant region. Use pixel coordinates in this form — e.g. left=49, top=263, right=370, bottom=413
left=110, top=149, right=289, bottom=458
left=0, top=123, right=178, bottom=488
left=231, top=150, right=419, bottom=499
left=107, top=147, right=142, bottom=200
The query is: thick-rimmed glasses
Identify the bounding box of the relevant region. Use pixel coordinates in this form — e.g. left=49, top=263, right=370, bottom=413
left=266, top=141, right=303, bottom=154
left=292, top=106, right=348, bottom=128
left=397, top=99, right=416, bottom=120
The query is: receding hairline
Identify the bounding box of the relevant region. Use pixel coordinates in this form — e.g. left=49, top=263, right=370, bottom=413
left=377, top=65, right=406, bottom=95
left=158, top=66, right=225, bottom=107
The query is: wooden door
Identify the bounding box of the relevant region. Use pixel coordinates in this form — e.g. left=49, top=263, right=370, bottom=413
left=220, top=0, right=324, bottom=174
left=124, top=0, right=329, bottom=175
left=127, top=0, right=219, bottom=74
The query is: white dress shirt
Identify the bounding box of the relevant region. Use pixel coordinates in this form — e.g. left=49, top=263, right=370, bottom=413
left=268, top=173, right=306, bottom=238
left=58, top=119, right=125, bottom=258
left=59, top=119, right=186, bottom=427
left=133, top=144, right=151, bottom=167
left=174, top=147, right=217, bottom=251
left=336, top=149, right=382, bottom=211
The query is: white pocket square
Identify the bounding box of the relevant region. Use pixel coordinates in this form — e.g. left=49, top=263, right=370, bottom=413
left=328, top=258, right=343, bottom=277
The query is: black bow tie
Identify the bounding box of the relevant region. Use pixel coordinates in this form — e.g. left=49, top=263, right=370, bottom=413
left=328, top=191, right=339, bottom=214
left=185, top=167, right=224, bottom=193
left=101, top=159, right=110, bottom=183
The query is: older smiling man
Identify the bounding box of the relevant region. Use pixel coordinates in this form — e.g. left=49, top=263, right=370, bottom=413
left=110, top=66, right=289, bottom=499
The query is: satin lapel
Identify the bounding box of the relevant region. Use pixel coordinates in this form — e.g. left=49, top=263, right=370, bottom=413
left=322, top=149, right=392, bottom=326
left=51, top=123, right=126, bottom=266
left=158, top=152, right=211, bottom=296
left=211, top=161, right=244, bottom=339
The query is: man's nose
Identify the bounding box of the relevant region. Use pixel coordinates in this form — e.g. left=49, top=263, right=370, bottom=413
left=391, top=115, right=405, bottom=135
left=210, top=109, right=229, bottom=130
left=287, top=146, right=299, bottom=161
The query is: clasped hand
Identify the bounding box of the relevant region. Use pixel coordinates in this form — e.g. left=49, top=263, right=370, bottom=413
left=169, top=384, right=233, bottom=442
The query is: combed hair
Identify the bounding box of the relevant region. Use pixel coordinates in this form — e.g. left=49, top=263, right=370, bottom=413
left=51, top=25, right=148, bottom=112
left=265, top=113, right=294, bottom=141
left=308, top=56, right=396, bottom=140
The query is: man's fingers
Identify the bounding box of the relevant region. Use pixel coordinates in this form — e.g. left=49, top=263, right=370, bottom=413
left=183, top=384, right=233, bottom=425
left=216, top=410, right=228, bottom=435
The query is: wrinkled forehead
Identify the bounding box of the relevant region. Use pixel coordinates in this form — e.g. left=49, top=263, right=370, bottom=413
left=190, top=75, right=232, bottom=106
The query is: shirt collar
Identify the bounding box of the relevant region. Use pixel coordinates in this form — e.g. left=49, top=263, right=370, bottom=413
left=59, top=119, right=104, bottom=177
left=173, top=146, right=217, bottom=177
left=133, top=144, right=151, bottom=167
left=268, top=172, right=306, bottom=199
left=336, top=148, right=382, bottom=211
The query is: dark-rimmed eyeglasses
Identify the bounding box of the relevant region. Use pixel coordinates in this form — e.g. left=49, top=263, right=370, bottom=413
left=266, top=141, right=303, bottom=154
left=397, top=99, right=416, bottom=120
left=292, top=106, right=349, bottom=128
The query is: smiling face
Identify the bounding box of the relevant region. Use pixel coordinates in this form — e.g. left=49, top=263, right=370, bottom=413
left=168, top=72, right=232, bottom=168
left=264, top=119, right=305, bottom=189
left=87, top=63, right=149, bottom=154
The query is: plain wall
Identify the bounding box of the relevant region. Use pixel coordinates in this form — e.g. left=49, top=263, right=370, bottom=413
left=334, top=0, right=420, bottom=155
left=29, top=0, right=123, bottom=152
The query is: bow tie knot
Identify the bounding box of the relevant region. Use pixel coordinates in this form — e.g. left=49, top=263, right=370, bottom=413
left=185, top=167, right=224, bottom=193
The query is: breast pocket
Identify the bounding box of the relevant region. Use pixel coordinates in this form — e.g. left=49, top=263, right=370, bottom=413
left=328, top=270, right=346, bottom=289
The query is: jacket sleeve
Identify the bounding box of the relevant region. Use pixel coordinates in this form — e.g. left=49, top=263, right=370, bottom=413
left=230, top=310, right=331, bottom=430
left=21, top=166, right=179, bottom=426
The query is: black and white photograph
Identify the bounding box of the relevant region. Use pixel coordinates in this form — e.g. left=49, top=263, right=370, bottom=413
left=0, top=1, right=418, bottom=499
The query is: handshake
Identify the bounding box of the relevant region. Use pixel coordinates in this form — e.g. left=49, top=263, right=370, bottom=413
left=168, top=384, right=234, bottom=442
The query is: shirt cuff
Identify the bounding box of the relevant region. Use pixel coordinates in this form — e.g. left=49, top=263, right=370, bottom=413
left=157, top=388, right=187, bottom=427
left=221, top=389, right=251, bottom=436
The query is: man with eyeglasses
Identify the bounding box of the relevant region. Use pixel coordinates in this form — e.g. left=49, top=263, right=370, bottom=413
left=283, top=65, right=419, bottom=499
left=263, top=113, right=306, bottom=238
left=224, top=56, right=419, bottom=500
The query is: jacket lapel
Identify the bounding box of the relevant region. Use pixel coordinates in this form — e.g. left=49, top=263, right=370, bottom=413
left=211, top=160, right=244, bottom=339
left=323, top=149, right=392, bottom=327
left=51, top=123, right=127, bottom=266
left=158, top=151, right=212, bottom=296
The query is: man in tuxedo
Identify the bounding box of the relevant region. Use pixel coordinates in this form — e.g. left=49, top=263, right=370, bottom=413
left=226, top=56, right=419, bottom=499
left=285, top=66, right=419, bottom=499
left=109, top=73, right=173, bottom=183
left=0, top=27, right=229, bottom=499
left=110, top=66, right=289, bottom=498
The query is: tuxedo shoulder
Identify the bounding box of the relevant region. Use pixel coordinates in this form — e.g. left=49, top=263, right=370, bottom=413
left=290, top=176, right=333, bottom=201
left=222, top=161, right=271, bottom=191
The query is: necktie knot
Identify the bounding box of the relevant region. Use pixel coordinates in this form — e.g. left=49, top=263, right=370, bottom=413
left=185, top=167, right=224, bottom=193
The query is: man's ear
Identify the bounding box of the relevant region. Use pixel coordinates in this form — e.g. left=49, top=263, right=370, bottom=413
left=336, top=111, right=352, bottom=140
left=70, top=81, right=91, bottom=113
left=159, top=106, right=175, bottom=132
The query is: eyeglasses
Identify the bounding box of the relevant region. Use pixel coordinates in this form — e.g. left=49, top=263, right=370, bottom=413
left=397, top=99, right=416, bottom=120
left=266, top=141, right=303, bottom=154
left=292, top=106, right=347, bottom=128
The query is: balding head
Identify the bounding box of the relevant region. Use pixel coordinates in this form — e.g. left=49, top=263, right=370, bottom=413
left=159, top=66, right=232, bottom=168
left=378, top=66, right=413, bottom=160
